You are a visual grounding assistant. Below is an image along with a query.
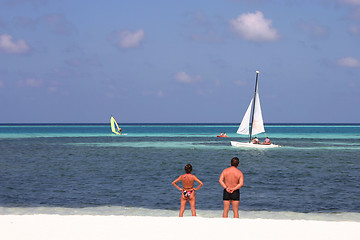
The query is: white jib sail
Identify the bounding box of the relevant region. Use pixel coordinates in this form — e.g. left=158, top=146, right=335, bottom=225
left=251, top=92, right=265, bottom=136
left=236, top=98, right=253, bottom=135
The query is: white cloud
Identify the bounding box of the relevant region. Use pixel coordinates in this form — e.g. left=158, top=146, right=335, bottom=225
left=141, top=89, right=163, bottom=97
left=350, top=8, right=360, bottom=21
left=15, top=14, right=75, bottom=36
left=106, top=93, right=116, bottom=99
left=337, top=57, right=360, bottom=67
left=18, top=78, right=42, bottom=87
left=234, top=80, right=247, bottom=86
left=174, top=71, right=202, bottom=83
left=65, top=58, right=101, bottom=68
left=0, top=19, right=7, bottom=28
left=349, top=25, right=360, bottom=35
left=196, top=89, right=213, bottom=95
left=157, top=90, right=163, bottom=97
left=0, top=34, right=29, bottom=54
left=338, top=0, right=360, bottom=5
left=5, top=0, right=48, bottom=6
left=230, top=11, right=280, bottom=42
left=110, top=29, right=145, bottom=49
left=48, top=86, right=57, bottom=93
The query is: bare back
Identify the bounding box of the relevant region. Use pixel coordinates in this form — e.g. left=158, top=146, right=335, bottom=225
left=180, top=174, right=196, bottom=189
left=220, top=166, right=243, bottom=189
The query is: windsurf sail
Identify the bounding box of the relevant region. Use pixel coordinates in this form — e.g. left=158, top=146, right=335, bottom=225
left=110, top=116, right=121, bottom=134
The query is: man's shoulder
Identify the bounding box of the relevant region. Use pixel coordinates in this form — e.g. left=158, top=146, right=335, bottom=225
left=222, top=167, right=232, bottom=172
left=223, top=167, right=237, bottom=173
left=227, top=167, right=242, bottom=174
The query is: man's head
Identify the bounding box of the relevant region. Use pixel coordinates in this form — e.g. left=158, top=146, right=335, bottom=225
left=185, top=164, right=192, bottom=173
left=231, top=157, right=239, bottom=167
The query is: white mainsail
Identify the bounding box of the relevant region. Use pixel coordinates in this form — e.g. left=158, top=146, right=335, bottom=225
left=251, top=92, right=265, bottom=136
left=236, top=99, right=253, bottom=135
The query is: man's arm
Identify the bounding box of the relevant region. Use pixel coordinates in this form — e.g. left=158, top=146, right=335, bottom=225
left=231, top=172, right=244, bottom=191
left=219, top=171, right=233, bottom=193
left=219, top=171, right=226, bottom=188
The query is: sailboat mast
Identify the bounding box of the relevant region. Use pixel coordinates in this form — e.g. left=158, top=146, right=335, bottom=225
left=249, top=71, right=259, bottom=143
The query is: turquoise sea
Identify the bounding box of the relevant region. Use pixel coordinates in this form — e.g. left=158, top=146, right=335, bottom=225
left=0, top=123, right=359, bottom=220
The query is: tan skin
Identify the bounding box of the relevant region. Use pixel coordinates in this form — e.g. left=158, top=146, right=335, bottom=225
left=172, top=173, right=203, bottom=217
left=219, top=165, right=244, bottom=218
left=263, top=138, right=271, bottom=145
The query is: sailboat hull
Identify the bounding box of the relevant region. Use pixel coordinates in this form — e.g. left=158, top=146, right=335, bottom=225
left=231, top=141, right=280, bottom=148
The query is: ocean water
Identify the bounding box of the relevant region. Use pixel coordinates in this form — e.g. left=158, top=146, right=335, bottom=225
left=0, top=124, right=359, bottom=221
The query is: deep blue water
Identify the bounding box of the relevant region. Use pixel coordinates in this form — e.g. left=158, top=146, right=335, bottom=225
left=0, top=124, right=359, bottom=215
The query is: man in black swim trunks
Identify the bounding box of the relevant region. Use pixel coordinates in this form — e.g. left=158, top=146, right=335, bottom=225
left=219, top=157, right=244, bottom=218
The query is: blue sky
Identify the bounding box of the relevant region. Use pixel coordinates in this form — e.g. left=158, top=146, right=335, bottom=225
left=0, top=0, right=359, bottom=123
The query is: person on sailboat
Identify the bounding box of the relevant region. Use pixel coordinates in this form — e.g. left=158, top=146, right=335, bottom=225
left=263, top=137, right=271, bottom=145
left=252, top=137, right=260, bottom=144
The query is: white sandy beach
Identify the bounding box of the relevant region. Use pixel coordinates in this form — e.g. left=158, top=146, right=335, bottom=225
left=1, top=215, right=359, bottom=240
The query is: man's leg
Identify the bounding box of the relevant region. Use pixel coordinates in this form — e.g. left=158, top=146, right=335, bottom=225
left=223, top=200, right=231, bottom=218
left=232, top=200, right=239, bottom=218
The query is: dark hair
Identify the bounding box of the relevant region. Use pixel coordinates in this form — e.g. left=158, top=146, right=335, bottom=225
left=184, top=164, right=192, bottom=173
left=231, top=157, right=239, bottom=167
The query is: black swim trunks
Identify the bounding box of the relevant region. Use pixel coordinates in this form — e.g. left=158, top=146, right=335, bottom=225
left=223, top=189, right=240, bottom=201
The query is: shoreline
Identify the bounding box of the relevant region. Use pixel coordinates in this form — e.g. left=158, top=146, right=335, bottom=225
left=1, top=214, right=359, bottom=240
left=1, top=207, right=360, bottom=222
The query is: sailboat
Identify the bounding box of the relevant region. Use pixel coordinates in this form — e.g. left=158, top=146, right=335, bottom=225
left=231, top=71, right=279, bottom=148
left=110, top=116, right=123, bottom=135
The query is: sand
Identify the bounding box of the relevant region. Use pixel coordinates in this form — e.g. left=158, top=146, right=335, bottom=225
left=1, top=215, right=359, bottom=240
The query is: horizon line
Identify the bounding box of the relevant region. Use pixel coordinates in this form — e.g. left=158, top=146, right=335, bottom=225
left=1, top=122, right=360, bottom=125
